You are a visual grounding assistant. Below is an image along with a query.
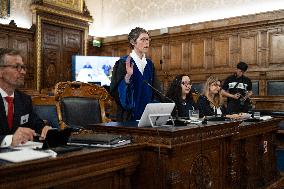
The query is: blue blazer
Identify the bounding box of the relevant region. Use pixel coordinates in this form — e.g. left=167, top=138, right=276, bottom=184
left=0, top=90, right=44, bottom=143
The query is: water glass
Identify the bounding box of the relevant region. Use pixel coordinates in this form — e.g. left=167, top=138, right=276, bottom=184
left=189, top=110, right=199, bottom=121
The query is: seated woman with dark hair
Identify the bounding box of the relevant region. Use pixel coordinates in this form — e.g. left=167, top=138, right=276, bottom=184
left=197, top=75, right=225, bottom=118
left=166, top=74, right=197, bottom=118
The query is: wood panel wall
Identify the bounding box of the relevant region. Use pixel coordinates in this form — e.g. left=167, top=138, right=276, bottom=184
left=0, top=22, right=35, bottom=89
left=89, top=10, right=284, bottom=111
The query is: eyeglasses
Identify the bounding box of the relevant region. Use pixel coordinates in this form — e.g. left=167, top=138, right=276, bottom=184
left=139, top=37, right=151, bottom=42
left=181, top=81, right=192, bottom=86
left=0, top=64, right=27, bottom=72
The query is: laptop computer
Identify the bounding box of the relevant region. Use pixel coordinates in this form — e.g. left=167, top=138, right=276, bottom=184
left=138, top=103, right=175, bottom=127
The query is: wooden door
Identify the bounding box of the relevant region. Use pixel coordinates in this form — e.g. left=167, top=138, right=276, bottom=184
left=41, top=23, right=82, bottom=89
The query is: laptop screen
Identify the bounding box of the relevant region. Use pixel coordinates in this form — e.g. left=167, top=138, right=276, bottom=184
left=138, top=103, right=175, bottom=127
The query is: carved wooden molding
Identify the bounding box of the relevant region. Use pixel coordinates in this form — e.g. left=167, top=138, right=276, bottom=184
left=189, top=155, right=213, bottom=188
left=31, top=1, right=92, bottom=22
left=55, top=81, right=112, bottom=124
left=31, top=2, right=90, bottom=90
left=42, top=0, right=84, bottom=13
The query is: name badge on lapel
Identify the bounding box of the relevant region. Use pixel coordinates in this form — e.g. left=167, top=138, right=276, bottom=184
left=20, top=114, right=29, bottom=125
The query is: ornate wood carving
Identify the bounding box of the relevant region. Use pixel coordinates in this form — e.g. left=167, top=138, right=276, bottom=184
left=92, top=118, right=281, bottom=189
left=42, top=0, right=84, bottom=13
left=190, top=155, right=213, bottom=189
left=31, top=1, right=92, bottom=91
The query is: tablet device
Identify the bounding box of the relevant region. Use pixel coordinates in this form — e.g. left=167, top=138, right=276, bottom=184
left=42, top=128, right=72, bottom=149
left=138, top=103, right=175, bottom=127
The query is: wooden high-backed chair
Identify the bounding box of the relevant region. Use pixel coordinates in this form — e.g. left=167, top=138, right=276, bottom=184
left=55, top=81, right=112, bottom=129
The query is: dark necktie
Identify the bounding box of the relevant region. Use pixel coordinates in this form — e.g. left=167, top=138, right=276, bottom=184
left=5, top=97, right=14, bottom=129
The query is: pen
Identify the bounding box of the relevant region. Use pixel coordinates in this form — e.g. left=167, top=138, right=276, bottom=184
left=34, top=133, right=42, bottom=141
left=34, top=133, right=41, bottom=137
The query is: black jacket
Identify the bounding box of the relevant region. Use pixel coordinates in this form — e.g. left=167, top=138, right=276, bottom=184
left=0, top=90, right=44, bottom=143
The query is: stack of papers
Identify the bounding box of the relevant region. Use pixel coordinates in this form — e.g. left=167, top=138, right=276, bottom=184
left=260, top=116, right=273, bottom=120
left=0, top=149, right=56, bottom=163
left=0, top=141, right=57, bottom=163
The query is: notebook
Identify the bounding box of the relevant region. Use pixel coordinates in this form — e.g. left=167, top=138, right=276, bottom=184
left=0, top=149, right=54, bottom=163
left=69, top=133, right=131, bottom=147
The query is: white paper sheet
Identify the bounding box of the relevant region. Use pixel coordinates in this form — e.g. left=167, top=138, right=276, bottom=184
left=0, top=149, right=53, bottom=163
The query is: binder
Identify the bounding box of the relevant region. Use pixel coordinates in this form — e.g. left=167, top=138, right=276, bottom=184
left=69, top=133, right=132, bottom=147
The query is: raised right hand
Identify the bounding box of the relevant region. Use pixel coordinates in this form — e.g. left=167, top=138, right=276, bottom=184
left=125, top=56, right=133, bottom=77
left=125, top=56, right=133, bottom=83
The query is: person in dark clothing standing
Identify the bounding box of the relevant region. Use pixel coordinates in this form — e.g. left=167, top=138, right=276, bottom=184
left=221, top=61, right=253, bottom=114
left=166, top=74, right=197, bottom=118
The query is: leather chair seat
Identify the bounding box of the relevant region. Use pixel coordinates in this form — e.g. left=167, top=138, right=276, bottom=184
left=61, top=97, right=102, bottom=128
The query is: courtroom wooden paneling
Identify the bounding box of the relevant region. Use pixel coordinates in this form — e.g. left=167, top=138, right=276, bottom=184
left=0, top=146, right=141, bottom=189
left=0, top=22, right=35, bottom=89
left=92, top=119, right=281, bottom=189
left=89, top=10, right=284, bottom=100
left=252, top=96, right=284, bottom=112
left=230, top=121, right=279, bottom=188
left=41, top=23, right=83, bottom=89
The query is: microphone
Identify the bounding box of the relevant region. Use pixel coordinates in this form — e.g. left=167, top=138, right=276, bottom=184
left=143, top=80, right=181, bottom=121
left=214, top=106, right=217, bottom=117
left=143, top=80, right=175, bottom=103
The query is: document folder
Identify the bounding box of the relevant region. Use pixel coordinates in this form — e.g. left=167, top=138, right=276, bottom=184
left=69, top=133, right=132, bottom=147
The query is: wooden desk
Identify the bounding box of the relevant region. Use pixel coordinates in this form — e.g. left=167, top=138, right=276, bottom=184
left=0, top=119, right=280, bottom=189
left=91, top=119, right=281, bottom=189
left=0, top=145, right=141, bottom=189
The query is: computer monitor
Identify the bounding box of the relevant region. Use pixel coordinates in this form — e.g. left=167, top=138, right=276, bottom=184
left=72, top=55, right=120, bottom=86
left=138, top=103, right=175, bottom=127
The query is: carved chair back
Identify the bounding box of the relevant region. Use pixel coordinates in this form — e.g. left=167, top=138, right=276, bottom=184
left=55, top=81, right=111, bottom=129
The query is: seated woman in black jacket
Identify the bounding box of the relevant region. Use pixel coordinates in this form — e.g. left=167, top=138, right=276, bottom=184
left=197, top=75, right=225, bottom=118
left=166, top=74, right=197, bottom=118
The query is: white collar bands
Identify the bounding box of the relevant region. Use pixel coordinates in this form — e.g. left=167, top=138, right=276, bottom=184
left=130, top=50, right=147, bottom=74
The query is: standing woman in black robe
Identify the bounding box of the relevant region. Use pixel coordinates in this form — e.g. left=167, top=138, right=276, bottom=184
left=110, top=27, right=161, bottom=121
left=166, top=74, right=197, bottom=118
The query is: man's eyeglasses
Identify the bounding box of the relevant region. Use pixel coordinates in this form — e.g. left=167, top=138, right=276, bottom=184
left=0, top=64, right=27, bottom=72
left=181, top=81, right=192, bottom=86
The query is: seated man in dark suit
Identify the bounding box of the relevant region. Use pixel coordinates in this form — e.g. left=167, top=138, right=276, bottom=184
left=0, top=48, right=51, bottom=147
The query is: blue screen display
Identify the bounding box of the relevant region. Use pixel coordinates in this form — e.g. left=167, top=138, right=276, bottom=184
left=72, top=56, right=120, bottom=86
